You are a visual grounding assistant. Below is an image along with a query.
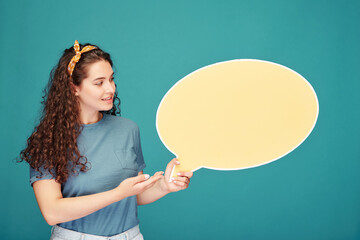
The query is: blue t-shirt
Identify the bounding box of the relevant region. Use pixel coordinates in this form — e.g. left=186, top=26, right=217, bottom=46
left=30, top=114, right=146, bottom=236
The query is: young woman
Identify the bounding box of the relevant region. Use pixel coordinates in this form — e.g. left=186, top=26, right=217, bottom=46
left=20, top=40, right=193, bottom=240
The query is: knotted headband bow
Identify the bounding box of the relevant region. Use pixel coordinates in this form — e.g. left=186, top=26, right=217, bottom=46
left=67, top=40, right=97, bottom=76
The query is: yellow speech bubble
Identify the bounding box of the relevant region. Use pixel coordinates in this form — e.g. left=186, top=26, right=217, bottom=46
left=156, top=59, right=319, bottom=178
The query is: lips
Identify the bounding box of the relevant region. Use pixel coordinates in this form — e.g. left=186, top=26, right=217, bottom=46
left=101, top=96, right=113, bottom=101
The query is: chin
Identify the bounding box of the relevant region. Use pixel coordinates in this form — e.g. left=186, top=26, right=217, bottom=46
left=103, top=106, right=113, bottom=111
left=100, top=107, right=112, bottom=112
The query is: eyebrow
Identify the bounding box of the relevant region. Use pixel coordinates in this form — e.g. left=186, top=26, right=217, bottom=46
left=92, top=72, right=114, bottom=81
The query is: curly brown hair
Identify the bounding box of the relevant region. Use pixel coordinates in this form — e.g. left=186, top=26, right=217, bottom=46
left=19, top=42, right=121, bottom=184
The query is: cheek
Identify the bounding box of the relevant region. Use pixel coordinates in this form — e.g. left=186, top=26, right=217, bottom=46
left=81, top=87, right=102, bottom=100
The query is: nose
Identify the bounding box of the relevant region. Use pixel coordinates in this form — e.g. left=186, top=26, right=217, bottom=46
left=105, top=80, right=116, bottom=94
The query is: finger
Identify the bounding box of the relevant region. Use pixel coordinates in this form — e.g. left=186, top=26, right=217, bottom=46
left=154, top=171, right=164, bottom=177
left=176, top=171, right=193, bottom=178
left=152, top=172, right=164, bottom=181
left=164, top=158, right=180, bottom=180
left=153, top=174, right=164, bottom=182
left=131, top=174, right=150, bottom=184
left=171, top=179, right=187, bottom=187
left=173, top=176, right=190, bottom=184
left=148, top=174, right=163, bottom=183
left=132, top=171, right=163, bottom=184
left=136, top=174, right=162, bottom=189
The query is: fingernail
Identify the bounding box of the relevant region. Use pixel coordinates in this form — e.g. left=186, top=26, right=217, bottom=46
left=177, top=172, right=181, bottom=176
left=173, top=180, right=177, bottom=183
left=170, top=177, right=174, bottom=182
left=144, top=174, right=150, bottom=179
left=175, top=161, right=180, bottom=164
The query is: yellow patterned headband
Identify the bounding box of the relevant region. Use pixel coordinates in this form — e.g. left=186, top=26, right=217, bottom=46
left=67, top=40, right=97, bottom=76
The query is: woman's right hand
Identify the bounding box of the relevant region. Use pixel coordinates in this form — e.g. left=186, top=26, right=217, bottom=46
left=116, top=172, right=164, bottom=199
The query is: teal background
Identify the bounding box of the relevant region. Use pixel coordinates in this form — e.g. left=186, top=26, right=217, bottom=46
left=1, top=0, right=359, bottom=239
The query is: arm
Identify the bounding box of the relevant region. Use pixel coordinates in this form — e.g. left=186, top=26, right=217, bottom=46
left=137, top=158, right=193, bottom=205
left=33, top=172, right=162, bottom=226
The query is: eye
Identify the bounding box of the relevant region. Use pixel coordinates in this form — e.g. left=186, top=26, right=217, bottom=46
left=110, top=77, right=115, bottom=82
left=95, top=81, right=103, bottom=86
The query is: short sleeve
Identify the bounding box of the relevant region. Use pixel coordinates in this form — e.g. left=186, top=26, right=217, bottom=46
left=29, top=166, right=55, bottom=186
left=134, top=126, right=146, bottom=172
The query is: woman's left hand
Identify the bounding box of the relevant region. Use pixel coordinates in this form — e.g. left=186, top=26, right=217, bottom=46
left=160, top=158, right=193, bottom=193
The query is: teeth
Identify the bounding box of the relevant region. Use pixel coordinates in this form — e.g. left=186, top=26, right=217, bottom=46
left=103, top=97, right=111, bottom=100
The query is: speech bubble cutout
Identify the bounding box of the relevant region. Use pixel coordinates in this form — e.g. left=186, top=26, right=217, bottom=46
left=156, top=59, right=319, bottom=178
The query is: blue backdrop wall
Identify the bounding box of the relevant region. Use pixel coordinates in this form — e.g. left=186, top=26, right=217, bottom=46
left=1, top=0, right=360, bottom=239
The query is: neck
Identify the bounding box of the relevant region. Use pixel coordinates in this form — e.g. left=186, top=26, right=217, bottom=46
left=80, top=110, right=102, bottom=125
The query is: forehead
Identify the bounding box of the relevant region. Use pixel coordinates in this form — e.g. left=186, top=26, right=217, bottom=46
left=85, top=60, right=113, bottom=77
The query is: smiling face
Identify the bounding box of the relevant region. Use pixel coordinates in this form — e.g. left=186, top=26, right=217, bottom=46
left=74, top=60, right=116, bottom=117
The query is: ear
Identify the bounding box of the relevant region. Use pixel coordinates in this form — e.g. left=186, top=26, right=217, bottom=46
left=70, top=82, right=80, bottom=96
